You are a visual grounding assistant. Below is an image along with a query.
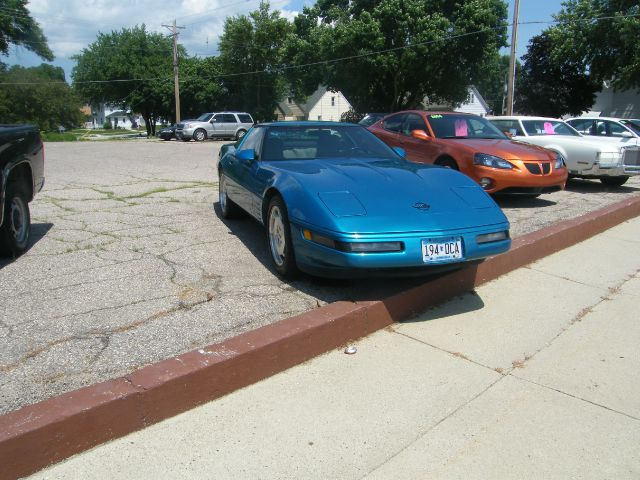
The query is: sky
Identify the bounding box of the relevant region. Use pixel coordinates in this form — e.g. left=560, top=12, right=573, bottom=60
left=2, top=0, right=562, bottom=83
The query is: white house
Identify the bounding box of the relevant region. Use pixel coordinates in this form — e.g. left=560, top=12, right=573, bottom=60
left=423, top=86, right=492, bottom=117
left=584, top=85, right=640, bottom=118
left=275, top=86, right=353, bottom=121
left=87, top=104, right=145, bottom=129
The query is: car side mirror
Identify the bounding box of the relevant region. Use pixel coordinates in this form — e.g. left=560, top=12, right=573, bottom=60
left=621, top=131, right=633, bottom=138
left=411, top=129, right=431, bottom=141
left=393, top=147, right=406, bottom=158
left=503, top=131, right=513, bottom=139
left=237, top=149, right=255, bottom=162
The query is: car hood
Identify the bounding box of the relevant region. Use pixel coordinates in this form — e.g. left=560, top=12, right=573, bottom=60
left=442, top=138, right=554, bottom=161
left=516, top=135, right=622, bottom=152
left=270, top=157, right=508, bottom=234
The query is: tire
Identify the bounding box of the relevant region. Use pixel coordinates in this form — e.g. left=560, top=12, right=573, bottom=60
left=218, top=173, right=243, bottom=218
left=266, top=196, right=298, bottom=277
left=0, top=182, right=31, bottom=257
left=600, top=176, right=629, bottom=187
left=193, top=129, right=207, bottom=142
left=436, top=157, right=459, bottom=170
left=181, top=137, right=190, bottom=142
left=236, top=129, right=247, bottom=140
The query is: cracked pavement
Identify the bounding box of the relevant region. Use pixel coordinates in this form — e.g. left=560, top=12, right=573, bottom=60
left=1, top=140, right=639, bottom=416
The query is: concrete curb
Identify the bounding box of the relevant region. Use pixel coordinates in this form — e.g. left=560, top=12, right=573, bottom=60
left=2, top=195, right=640, bottom=480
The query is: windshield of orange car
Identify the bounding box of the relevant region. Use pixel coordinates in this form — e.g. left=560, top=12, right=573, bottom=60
left=261, top=126, right=398, bottom=161
left=427, top=114, right=507, bottom=139
left=522, top=120, right=580, bottom=136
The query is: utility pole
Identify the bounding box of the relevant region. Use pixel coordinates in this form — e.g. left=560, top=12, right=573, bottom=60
left=163, top=20, right=185, bottom=124
left=505, top=0, right=520, bottom=116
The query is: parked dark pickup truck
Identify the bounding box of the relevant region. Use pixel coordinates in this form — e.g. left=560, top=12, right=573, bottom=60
left=0, top=125, right=45, bottom=257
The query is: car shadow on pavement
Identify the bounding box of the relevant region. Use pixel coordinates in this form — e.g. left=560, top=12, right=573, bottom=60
left=493, top=195, right=557, bottom=209
left=0, top=222, right=53, bottom=270
left=213, top=202, right=457, bottom=304
left=564, top=177, right=640, bottom=194
left=400, top=289, right=485, bottom=323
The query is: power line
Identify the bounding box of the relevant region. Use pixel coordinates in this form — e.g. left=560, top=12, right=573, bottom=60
left=2, top=12, right=639, bottom=87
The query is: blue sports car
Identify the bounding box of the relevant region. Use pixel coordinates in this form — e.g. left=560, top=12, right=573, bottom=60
left=218, top=122, right=510, bottom=278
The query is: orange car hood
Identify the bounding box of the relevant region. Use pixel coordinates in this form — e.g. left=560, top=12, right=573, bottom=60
left=447, top=138, right=554, bottom=161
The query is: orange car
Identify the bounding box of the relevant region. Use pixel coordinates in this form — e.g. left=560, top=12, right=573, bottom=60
left=368, top=111, right=568, bottom=195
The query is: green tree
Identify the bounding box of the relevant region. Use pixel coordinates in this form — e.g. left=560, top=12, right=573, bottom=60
left=515, top=32, right=600, bottom=117
left=178, top=56, right=225, bottom=119
left=286, top=0, right=508, bottom=112
left=475, top=54, right=514, bottom=115
left=218, top=2, right=292, bottom=121
left=0, top=64, right=83, bottom=130
left=549, top=0, right=640, bottom=91
left=72, top=25, right=176, bottom=136
left=0, top=0, right=53, bottom=61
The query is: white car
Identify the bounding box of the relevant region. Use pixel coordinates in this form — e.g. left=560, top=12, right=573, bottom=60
left=488, top=116, right=640, bottom=187
left=565, top=117, right=640, bottom=147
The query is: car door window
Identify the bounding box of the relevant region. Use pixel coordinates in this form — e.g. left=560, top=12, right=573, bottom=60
left=567, top=119, right=594, bottom=135
left=237, top=114, right=253, bottom=124
left=383, top=114, right=406, bottom=133
left=402, top=114, right=427, bottom=136
left=222, top=114, right=237, bottom=123
left=606, top=121, right=631, bottom=137
left=212, top=115, right=224, bottom=123
left=491, top=119, right=524, bottom=136
left=238, top=128, right=264, bottom=158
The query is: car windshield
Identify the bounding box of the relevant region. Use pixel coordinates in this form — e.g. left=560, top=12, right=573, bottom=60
left=427, top=114, right=507, bottom=139
left=261, top=125, right=399, bottom=161
left=196, top=113, right=213, bottom=122
left=521, top=120, right=580, bottom=136
left=620, top=120, right=640, bottom=135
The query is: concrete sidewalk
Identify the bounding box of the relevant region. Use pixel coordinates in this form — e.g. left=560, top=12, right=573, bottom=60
left=31, top=217, right=640, bottom=479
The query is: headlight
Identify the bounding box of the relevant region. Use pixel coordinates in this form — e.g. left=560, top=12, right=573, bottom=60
left=597, top=152, right=622, bottom=166
left=473, top=153, right=513, bottom=169
left=477, top=231, right=510, bottom=244
left=554, top=152, right=566, bottom=169
left=302, top=229, right=404, bottom=253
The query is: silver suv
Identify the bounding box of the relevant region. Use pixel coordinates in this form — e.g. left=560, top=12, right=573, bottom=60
left=176, top=112, right=254, bottom=142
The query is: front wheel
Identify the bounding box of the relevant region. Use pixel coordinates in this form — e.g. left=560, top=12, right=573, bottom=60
left=218, top=173, right=243, bottom=218
left=600, top=176, right=629, bottom=187
left=0, top=183, right=31, bottom=257
left=436, top=158, right=459, bottom=170
left=193, top=129, right=207, bottom=142
left=236, top=129, right=247, bottom=140
left=267, top=196, right=298, bottom=277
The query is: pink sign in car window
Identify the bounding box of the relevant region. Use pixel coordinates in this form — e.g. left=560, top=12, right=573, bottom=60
left=454, top=119, right=468, bottom=137
left=543, top=122, right=556, bottom=135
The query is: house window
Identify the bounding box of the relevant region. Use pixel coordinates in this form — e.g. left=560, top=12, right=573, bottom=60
left=331, top=96, right=335, bottom=106
left=317, top=115, right=322, bottom=121
left=288, top=97, right=293, bottom=104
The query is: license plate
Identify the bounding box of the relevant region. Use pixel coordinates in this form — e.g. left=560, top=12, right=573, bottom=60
left=422, top=237, right=463, bottom=263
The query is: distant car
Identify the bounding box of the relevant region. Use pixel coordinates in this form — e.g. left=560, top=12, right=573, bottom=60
left=565, top=117, right=640, bottom=146
left=358, top=113, right=387, bottom=127
left=176, top=112, right=254, bottom=142
left=488, top=116, right=640, bottom=187
left=218, top=121, right=511, bottom=278
left=368, top=111, right=568, bottom=196
left=158, top=125, right=176, bottom=141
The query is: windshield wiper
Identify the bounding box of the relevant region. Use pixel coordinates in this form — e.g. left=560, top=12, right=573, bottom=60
left=441, top=135, right=468, bottom=139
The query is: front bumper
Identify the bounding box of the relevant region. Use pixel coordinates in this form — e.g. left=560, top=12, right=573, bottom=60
left=290, top=222, right=511, bottom=278
left=175, top=128, right=195, bottom=139
left=468, top=163, right=568, bottom=195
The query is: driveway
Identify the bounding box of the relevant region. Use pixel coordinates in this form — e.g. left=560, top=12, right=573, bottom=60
left=1, top=140, right=639, bottom=415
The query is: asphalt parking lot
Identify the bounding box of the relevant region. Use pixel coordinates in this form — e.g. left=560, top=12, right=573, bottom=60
left=1, top=139, right=639, bottom=416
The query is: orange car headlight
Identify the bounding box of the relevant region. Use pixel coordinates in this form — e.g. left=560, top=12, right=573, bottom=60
left=474, top=153, right=513, bottom=169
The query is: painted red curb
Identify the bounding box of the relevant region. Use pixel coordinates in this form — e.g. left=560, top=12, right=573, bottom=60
left=2, top=194, right=639, bottom=480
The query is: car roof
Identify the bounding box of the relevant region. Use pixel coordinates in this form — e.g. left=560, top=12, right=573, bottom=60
left=257, top=121, right=361, bottom=127
left=566, top=117, right=627, bottom=122
left=487, top=116, right=565, bottom=122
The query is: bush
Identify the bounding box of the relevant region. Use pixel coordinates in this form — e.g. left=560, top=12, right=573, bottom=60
left=340, top=109, right=365, bottom=123
left=102, top=120, right=113, bottom=129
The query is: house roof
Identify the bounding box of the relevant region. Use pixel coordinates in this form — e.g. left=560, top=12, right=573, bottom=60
left=298, top=86, right=330, bottom=114
left=469, top=86, right=491, bottom=114
left=106, top=110, right=129, bottom=118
